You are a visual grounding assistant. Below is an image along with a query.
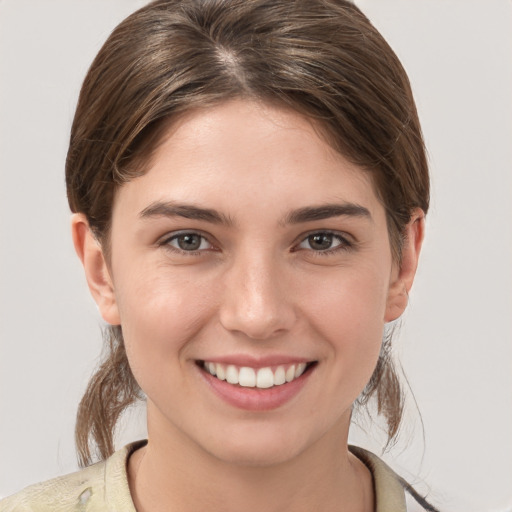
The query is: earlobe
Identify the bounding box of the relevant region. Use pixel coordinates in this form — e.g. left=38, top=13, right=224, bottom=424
left=71, top=214, right=121, bottom=325
left=384, top=208, right=425, bottom=323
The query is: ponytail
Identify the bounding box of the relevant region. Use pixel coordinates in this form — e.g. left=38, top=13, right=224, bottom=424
left=75, top=326, right=141, bottom=467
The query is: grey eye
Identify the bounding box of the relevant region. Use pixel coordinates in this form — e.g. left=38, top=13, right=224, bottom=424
left=297, top=232, right=345, bottom=251
left=308, top=234, right=333, bottom=250
left=168, top=233, right=210, bottom=251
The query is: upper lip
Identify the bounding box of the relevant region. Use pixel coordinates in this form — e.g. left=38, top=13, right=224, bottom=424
left=197, top=354, right=315, bottom=369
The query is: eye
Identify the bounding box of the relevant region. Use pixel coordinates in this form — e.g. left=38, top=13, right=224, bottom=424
left=164, top=232, right=212, bottom=252
left=296, top=232, right=351, bottom=252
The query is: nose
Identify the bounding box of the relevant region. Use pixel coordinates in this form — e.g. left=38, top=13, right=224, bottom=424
left=219, top=249, right=296, bottom=340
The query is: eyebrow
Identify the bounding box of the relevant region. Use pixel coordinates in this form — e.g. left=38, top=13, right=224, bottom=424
left=139, top=201, right=371, bottom=226
left=139, top=201, right=234, bottom=226
left=283, top=203, right=372, bottom=225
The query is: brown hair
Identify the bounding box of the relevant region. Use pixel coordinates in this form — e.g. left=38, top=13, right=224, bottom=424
left=66, top=0, right=429, bottom=467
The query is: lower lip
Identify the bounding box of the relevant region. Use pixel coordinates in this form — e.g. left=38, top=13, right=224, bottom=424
left=199, top=365, right=314, bottom=411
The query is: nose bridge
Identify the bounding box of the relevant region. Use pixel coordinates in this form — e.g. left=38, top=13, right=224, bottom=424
left=219, top=245, right=294, bottom=339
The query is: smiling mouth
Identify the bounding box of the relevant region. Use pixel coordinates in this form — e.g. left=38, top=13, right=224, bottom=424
left=197, top=361, right=317, bottom=390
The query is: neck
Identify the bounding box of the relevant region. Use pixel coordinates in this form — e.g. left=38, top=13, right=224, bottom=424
left=128, top=406, right=373, bottom=512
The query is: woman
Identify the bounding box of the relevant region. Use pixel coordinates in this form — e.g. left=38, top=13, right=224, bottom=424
left=1, top=1, right=437, bottom=510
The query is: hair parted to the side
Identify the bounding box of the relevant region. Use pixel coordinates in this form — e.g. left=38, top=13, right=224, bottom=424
left=66, top=0, right=429, bottom=467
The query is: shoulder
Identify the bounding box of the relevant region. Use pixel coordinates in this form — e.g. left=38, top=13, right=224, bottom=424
left=0, top=442, right=144, bottom=512
left=349, top=445, right=439, bottom=512
left=0, top=462, right=106, bottom=512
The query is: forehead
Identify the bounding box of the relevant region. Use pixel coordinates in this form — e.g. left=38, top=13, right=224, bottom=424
left=112, top=99, right=384, bottom=223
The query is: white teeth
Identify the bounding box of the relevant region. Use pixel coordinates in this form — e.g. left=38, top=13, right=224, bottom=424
left=256, top=367, right=274, bottom=389
left=295, top=363, right=307, bottom=378
left=215, top=363, right=226, bottom=381
left=285, top=365, right=296, bottom=383
left=274, top=366, right=286, bottom=385
left=204, top=361, right=310, bottom=388
left=239, top=367, right=256, bottom=387
left=225, top=365, right=239, bottom=385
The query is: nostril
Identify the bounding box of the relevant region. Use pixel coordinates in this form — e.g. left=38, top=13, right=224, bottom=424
left=219, top=308, right=294, bottom=341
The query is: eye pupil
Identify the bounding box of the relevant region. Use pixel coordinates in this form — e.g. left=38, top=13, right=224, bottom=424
left=178, top=234, right=201, bottom=251
left=309, top=233, right=333, bottom=250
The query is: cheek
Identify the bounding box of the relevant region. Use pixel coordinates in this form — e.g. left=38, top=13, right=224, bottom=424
left=300, top=265, right=390, bottom=381
left=112, top=263, right=216, bottom=380
left=303, top=262, right=390, bottom=335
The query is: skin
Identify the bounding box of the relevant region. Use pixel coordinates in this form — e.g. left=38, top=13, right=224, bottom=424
left=73, top=100, right=424, bottom=512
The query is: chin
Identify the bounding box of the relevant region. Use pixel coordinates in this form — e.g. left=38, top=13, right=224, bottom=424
left=201, top=422, right=318, bottom=468
left=210, top=441, right=301, bottom=468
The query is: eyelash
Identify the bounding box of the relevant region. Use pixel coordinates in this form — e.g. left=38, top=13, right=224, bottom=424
left=159, top=230, right=353, bottom=256
left=159, top=231, right=215, bottom=255
left=294, top=231, right=353, bottom=256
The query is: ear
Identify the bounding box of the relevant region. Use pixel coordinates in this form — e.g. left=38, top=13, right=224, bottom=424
left=71, top=213, right=121, bottom=325
left=385, top=208, right=425, bottom=322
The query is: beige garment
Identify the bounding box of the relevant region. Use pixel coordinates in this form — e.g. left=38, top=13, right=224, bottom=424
left=1, top=442, right=416, bottom=512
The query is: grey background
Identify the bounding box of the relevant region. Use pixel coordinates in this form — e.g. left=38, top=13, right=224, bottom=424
left=1, top=1, right=511, bottom=510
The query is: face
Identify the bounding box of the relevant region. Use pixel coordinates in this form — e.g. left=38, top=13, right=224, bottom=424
left=78, top=100, right=419, bottom=467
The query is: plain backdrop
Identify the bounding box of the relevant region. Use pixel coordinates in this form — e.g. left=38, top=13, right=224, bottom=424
left=1, top=1, right=511, bottom=510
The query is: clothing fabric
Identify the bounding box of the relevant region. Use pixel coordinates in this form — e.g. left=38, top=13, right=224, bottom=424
left=0, top=441, right=430, bottom=512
